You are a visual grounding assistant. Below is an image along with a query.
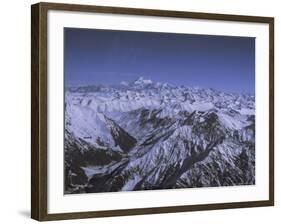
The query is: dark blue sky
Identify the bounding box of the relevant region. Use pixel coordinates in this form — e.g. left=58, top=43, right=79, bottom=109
left=64, top=28, right=255, bottom=93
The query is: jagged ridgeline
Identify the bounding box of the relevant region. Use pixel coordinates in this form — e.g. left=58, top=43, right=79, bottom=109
left=64, top=77, right=255, bottom=194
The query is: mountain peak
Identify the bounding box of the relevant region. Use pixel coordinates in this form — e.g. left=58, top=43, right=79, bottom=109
left=133, top=76, right=153, bottom=85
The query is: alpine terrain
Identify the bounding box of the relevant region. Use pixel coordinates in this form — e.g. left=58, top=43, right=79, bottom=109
left=64, top=77, right=255, bottom=194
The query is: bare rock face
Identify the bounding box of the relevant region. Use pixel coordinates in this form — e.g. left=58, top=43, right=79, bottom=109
left=104, top=115, right=137, bottom=152
left=64, top=78, right=255, bottom=194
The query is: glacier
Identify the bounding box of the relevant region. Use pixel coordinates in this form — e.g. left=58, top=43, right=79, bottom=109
left=64, top=77, right=255, bottom=194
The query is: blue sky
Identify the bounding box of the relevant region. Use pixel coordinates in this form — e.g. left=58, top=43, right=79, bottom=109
left=64, top=28, right=255, bottom=93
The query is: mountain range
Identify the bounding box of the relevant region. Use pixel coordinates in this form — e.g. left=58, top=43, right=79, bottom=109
left=64, top=77, right=255, bottom=194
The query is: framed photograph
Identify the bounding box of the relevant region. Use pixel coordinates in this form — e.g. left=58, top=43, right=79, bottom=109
left=31, top=2, right=274, bottom=221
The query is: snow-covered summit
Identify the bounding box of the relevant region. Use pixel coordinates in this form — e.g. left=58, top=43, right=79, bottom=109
left=133, top=76, right=153, bottom=85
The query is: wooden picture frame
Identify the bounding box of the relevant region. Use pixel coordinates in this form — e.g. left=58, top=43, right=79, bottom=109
left=31, top=2, right=274, bottom=221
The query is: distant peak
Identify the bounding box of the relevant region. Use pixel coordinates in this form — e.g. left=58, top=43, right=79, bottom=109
left=134, top=76, right=153, bottom=85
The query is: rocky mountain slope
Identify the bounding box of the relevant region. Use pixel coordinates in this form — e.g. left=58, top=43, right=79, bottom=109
left=64, top=77, right=255, bottom=194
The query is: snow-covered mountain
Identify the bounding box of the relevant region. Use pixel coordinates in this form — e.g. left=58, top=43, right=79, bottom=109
left=64, top=77, right=255, bottom=194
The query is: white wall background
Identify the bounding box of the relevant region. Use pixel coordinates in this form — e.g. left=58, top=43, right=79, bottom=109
left=0, top=0, right=279, bottom=223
